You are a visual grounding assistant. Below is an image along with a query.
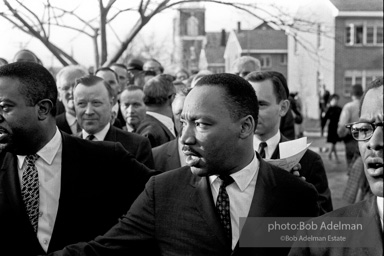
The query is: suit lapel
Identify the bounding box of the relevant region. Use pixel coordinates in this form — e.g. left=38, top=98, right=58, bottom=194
left=0, top=153, right=43, bottom=249
left=189, top=171, right=230, bottom=249
left=103, top=126, right=115, bottom=142
left=247, top=155, right=278, bottom=218
left=233, top=155, right=278, bottom=254
left=49, top=133, right=80, bottom=250
left=1, top=153, right=27, bottom=219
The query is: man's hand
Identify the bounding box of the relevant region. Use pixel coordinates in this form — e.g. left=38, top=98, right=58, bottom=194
left=290, top=163, right=306, bottom=181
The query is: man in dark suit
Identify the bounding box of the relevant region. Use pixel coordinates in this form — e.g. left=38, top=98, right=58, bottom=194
left=152, top=81, right=189, bottom=172
left=47, top=73, right=319, bottom=256
left=74, top=75, right=154, bottom=169
left=246, top=71, right=333, bottom=214
left=55, top=65, right=88, bottom=135
left=289, top=77, right=383, bottom=256
left=136, top=74, right=176, bottom=147
left=0, top=62, right=155, bottom=255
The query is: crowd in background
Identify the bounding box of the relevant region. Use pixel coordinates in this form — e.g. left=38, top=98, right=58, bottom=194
left=0, top=48, right=382, bottom=256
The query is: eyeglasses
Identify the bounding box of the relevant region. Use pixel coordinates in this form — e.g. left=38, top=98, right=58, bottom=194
left=346, top=121, right=383, bottom=141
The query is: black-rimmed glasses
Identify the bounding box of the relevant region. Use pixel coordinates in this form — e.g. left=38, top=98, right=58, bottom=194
left=346, top=121, right=383, bottom=141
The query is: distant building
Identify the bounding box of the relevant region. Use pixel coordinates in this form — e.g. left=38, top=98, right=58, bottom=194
left=288, top=0, right=383, bottom=118
left=173, top=3, right=206, bottom=73
left=224, top=22, right=288, bottom=78
left=172, top=4, right=227, bottom=74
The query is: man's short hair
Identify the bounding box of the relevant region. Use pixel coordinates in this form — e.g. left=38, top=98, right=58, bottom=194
left=0, top=62, right=57, bottom=115
left=56, top=65, right=88, bottom=87
left=330, top=93, right=340, bottom=101
left=245, top=71, right=288, bottom=103
left=144, top=58, right=164, bottom=73
left=143, top=74, right=176, bottom=105
left=194, top=73, right=259, bottom=128
left=95, top=67, right=119, bottom=82
left=351, top=84, right=363, bottom=98
left=127, top=58, right=143, bottom=71
left=75, top=75, right=115, bottom=100
left=232, top=56, right=261, bottom=73
left=126, top=85, right=143, bottom=92
left=359, top=76, right=383, bottom=115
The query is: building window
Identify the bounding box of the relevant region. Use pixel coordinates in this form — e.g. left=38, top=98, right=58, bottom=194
left=345, top=23, right=383, bottom=46
left=377, top=26, right=383, bottom=44
left=344, top=70, right=382, bottom=96
left=366, top=26, right=374, bottom=44
left=354, top=25, right=363, bottom=45
left=345, top=25, right=352, bottom=45
left=280, top=54, right=287, bottom=65
left=343, top=76, right=353, bottom=96
left=260, top=55, right=271, bottom=68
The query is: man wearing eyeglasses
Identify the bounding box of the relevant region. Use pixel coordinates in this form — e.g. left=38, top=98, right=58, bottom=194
left=289, top=77, right=383, bottom=256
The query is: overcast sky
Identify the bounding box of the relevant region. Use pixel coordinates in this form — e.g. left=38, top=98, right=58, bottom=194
left=0, top=0, right=306, bottom=67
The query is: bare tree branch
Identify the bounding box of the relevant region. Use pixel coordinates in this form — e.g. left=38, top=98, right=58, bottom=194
left=107, top=7, right=135, bottom=23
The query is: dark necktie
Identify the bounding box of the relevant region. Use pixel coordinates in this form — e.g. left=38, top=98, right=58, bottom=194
left=21, top=154, right=40, bottom=233
left=86, top=134, right=95, bottom=141
left=216, top=175, right=235, bottom=243
left=258, top=142, right=267, bottom=158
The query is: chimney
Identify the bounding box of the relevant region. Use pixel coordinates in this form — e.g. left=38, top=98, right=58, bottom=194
left=237, top=21, right=241, bottom=32
left=220, top=29, right=226, bottom=47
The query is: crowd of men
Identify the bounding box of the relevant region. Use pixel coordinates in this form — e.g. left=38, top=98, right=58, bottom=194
left=0, top=49, right=382, bottom=256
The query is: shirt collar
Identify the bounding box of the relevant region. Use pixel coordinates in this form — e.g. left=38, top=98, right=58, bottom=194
left=17, top=127, right=62, bottom=169
left=209, top=152, right=258, bottom=192
left=65, top=112, right=77, bottom=126
left=253, top=130, right=281, bottom=158
left=146, top=111, right=175, bottom=137
left=377, top=196, right=383, bottom=227
left=126, top=124, right=134, bottom=132
left=82, top=122, right=110, bottom=141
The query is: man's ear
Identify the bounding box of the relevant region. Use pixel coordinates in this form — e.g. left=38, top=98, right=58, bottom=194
left=279, top=99, right=290, bottom=117
left=239, top=115, right=255, bottom=139
left=36, top=99, right=54, bottom=120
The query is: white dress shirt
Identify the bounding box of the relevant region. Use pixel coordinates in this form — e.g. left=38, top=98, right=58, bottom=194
left=378, top=196, right=383, bottom=228
left=17, top=127, right=62, bottom=252
left=65, top=112, right=78, bottom=135
left=81, top=122, right=110, bottom=141
left=209, top=153, right=259, bottom=249
left=253, top=130, right=281, bottom=159
left=146, top=111, right=176, bottom=137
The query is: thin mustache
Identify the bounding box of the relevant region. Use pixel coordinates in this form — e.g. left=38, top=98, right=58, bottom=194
left=182, top=145, right=198, bottom=155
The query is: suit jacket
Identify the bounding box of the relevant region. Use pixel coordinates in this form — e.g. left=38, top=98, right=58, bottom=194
left=104, top=125, right=154, bottom=169
left=288, top=196, right=383, bottom=256
left=51, top=154, right=319, bottom=256
left=55, top=113, right=72, bottom=135
left=136, top=115, right=176, bottom=148
left=0, top=132, right=156, bottom=255
left=152, top=139, right=180, bottom=172
left=271, top=135, right=333, bottom=214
